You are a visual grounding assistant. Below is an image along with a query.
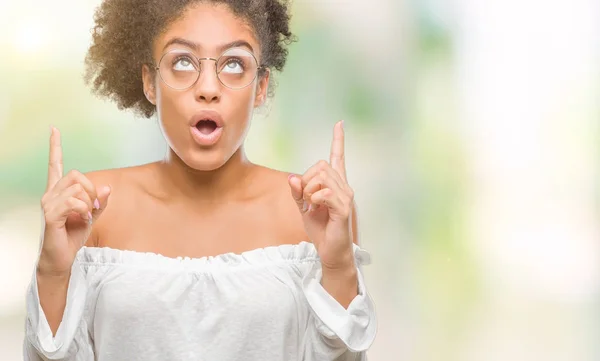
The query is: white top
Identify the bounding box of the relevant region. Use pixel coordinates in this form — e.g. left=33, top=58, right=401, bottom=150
left=23, top=241, right=377, bottom=361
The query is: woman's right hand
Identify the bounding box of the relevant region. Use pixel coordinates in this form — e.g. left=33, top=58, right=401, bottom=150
left=38, top=127, right=111, bottom=276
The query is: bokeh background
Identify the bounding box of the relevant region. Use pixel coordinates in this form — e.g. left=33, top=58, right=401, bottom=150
left=1, top=0, right=599, bottom=360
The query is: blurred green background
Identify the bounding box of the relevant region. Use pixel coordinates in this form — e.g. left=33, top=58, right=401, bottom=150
left=1, top=0, right=599, bottom=360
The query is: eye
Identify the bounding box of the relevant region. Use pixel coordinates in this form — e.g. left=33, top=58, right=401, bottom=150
left=172, top=56, right=197, bottom=71
left=221, top=58, right=244, bottom=74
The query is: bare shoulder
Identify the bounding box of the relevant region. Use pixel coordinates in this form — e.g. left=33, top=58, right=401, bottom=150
left=259, top=165, right=361, bottom=246
left=83, top=163, right=156, bottom=247
left=256, top=166, right=309, bottom=244
left=258, top=166, right=297, bottom=208
left=259, top=166, right=302, bottom=215
left=83, top=163, right=150, bottom=200
left=83, top=168, right=122, bottom=190
left=83, top=162, right=156, bottom=184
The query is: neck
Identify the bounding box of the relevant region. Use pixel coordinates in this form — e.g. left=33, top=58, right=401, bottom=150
left=156, top=146, right=256, bottom=204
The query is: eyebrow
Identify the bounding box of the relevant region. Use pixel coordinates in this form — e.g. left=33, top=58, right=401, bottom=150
left=162, top=37, right=255, bottom=54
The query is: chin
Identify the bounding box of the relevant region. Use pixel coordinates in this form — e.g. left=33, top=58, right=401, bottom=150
left=183, top=148, right=230, bottom=171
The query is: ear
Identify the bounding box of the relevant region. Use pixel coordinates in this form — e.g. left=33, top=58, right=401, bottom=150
left=254, top=68, right=270, bottom=108
left=141, top=64, right=157, bottom=105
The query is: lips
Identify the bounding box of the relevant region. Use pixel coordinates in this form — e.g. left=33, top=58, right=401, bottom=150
left=189, top=110, right=224, bottom=147
left=190, top=110, right=224, bottom=128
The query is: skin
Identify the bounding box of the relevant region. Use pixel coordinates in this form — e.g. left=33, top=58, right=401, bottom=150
left=37, top=3, right=360, bottom=336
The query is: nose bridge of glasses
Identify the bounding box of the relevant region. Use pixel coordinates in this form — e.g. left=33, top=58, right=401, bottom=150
left=195, top=57, right=222, bottom=89
left=197, top=57, right=217, bottom=69
left=196, top=57, right=223, bottom=85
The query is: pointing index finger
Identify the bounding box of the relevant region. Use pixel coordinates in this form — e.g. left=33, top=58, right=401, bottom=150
left=329, top=120, right=347, bottom=181
left=46, top=127, right=63, bottom=191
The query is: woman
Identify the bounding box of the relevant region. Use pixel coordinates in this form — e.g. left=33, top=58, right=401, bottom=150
left=24, top=0, right=377, bottom=360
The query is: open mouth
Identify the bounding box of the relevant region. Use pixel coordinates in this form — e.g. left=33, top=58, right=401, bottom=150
left=195, top=119, right=218, bottom=134
left=189, top=111, right=224, bottom=146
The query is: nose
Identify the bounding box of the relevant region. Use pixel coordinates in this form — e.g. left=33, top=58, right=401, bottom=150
left=194, top=59, right=221, bottom=103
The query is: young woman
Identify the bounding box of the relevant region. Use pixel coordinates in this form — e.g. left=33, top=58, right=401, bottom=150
left=24, top=0, right=377, bottom=360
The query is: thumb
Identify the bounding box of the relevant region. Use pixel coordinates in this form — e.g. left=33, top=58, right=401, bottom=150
left=92, top=185, right=111, bottom=221
left=288, top=174, right=308, bottom=213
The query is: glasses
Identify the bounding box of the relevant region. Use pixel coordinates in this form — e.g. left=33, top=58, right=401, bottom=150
left=155, top=47, right=264, bottom=90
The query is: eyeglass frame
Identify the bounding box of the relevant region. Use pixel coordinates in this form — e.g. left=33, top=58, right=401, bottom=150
left=152, top=47, right=267, bottom=91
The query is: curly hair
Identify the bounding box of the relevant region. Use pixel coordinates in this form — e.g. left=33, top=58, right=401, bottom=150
left=84, top=0, right=296, bottom=118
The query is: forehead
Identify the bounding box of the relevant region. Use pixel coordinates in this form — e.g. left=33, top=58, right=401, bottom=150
left=154, top=3, right=259, bottom=57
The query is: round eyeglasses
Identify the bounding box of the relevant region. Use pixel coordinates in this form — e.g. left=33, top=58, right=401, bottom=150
left=155, top=48, right=264, bottom=90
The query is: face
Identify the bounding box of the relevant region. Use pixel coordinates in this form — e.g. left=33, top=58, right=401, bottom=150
left=142, top=3, right=270, bottom=171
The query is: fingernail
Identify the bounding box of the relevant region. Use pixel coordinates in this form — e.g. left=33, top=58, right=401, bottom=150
left=94, top=199, right=100, bottom=209
left=288, top=173, right=294, bottom=181
left=308, top=204, right=313, bottom=212
left=341, top=120, right=345, bottom=129
left=302, top=201, right=309, bottom=212
left=87, top=211, right=92, bottom=220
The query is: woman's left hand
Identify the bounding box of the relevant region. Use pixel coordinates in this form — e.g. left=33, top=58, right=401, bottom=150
left=288, top=120, right=355, bottom=272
